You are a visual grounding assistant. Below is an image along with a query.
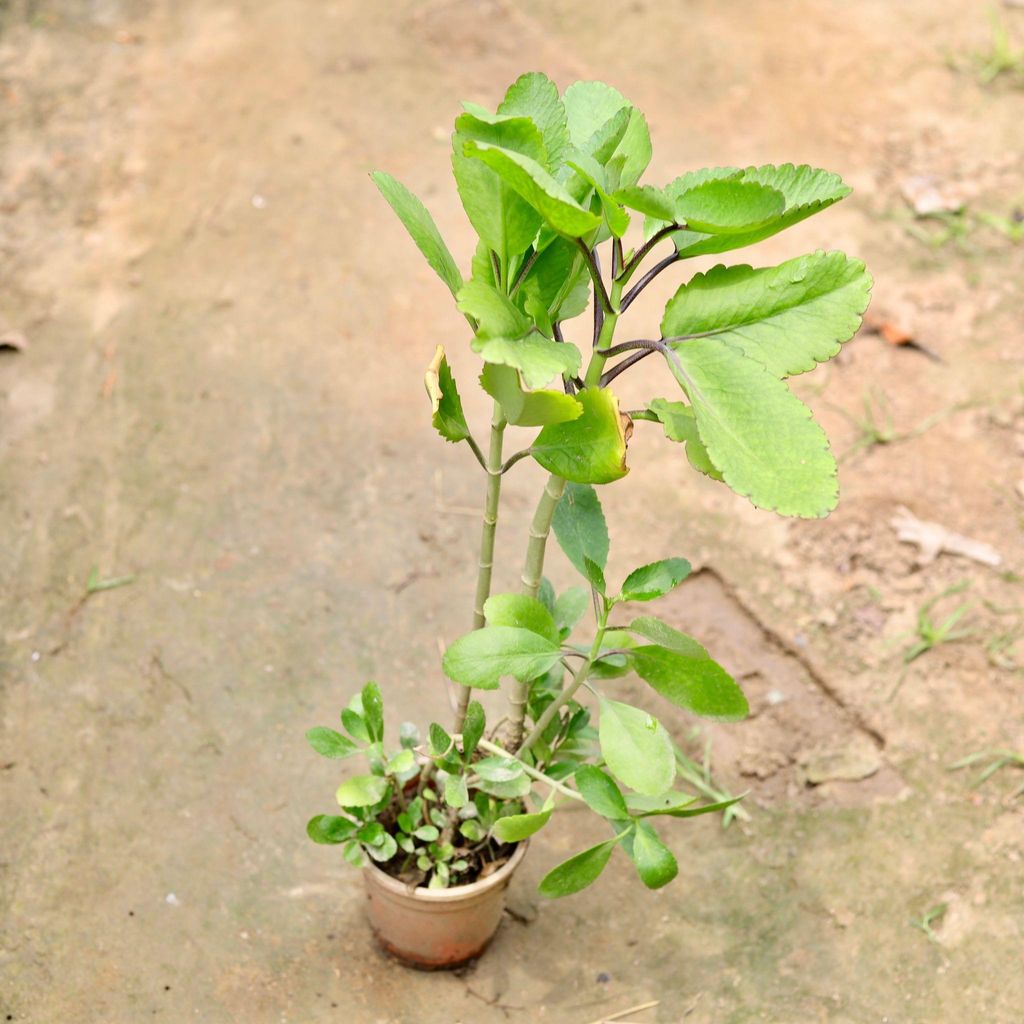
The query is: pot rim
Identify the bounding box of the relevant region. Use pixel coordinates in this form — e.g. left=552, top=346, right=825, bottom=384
left=363, top=840, right=528, bottom=903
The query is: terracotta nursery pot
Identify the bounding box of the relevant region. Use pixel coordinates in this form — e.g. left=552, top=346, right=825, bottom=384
left=363, top=842, right=528, bottom=968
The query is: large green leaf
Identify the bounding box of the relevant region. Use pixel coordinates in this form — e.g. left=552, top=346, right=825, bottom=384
left=538, top=837, right=620, bottom=898
left=617, top=558, right=691, bottom=603
left=336, top=774, right=389, bottom=809
left=598, top=698, right=675, bottom=796
left=462, top=138, right=603, bottom=237
left=574, top=765, right=630, bottom=820
left=660, top=163, right=852, bottom=258
left=473, top=334, right=582, bottom=389
left=442, top=625, right=562, bottom=690
left=613, top=184, right=676, bottom=221
left=516, top=238, right=590, bottom=323
left=632, top=645, right=749, bottom=721
left=662, top=251, right=871, bottom=378
left=498, top=72, right=570, bottom=170
left=624, top=820, right=678, bottom=889
left=424, top=346, right=470, bottom=443
left=483, top=593, right=559, bottom=644
left=647, top=399, right=722, bottom=480
left=673, top=179, right=786, bottom=234
left=628, top=615, right=708, bottom=657
left=370, top=171, right=463, bottom=297
left=552, top=482, right=610, bottom=575
left=664, top=339, right=838, bottom=517
left=531, top=387, right=629, bottom=484
left=480, top=363, right=582, bottom=427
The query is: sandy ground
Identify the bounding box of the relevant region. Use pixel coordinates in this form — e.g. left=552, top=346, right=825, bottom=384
left=2, top=1, right=1023, bottom=1021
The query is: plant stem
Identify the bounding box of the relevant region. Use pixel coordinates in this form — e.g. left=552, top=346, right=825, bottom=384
left=476, top=738, right=585, bottom=802
left=503, top=473, right=568, bottom=750
left=453, top=401, right=507, bottom=733
left=583, top=276, right=624, bottom=387
left=518, top=617, right=607, bottom=757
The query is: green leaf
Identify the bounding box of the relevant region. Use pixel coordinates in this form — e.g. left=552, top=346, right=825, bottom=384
left=399, top=722, right=420, bottom=749
left=428, top=723, right=453, bottom=758
left=625, top=820, right=678, bottom=889
left=618, top=558, right=691, bottom=603
left=552, top=482, right=610, bottom=575
left=476, top=773, right=532, bottom=799
left=498, top=72, right=570, bottom=170
left=661, top=251, right=872, bottom=378
left=598, top=698, right=675, bottom=796
left=424, top=346, right=471, bottom=443
left=517, top=238, right=590, bottom=323
left=452, top=144, right=541, bottom=266
left=306, top=814, right=358, bottom=844
left=387, top=748, right=416, bottom=775
left=647, top=399, right=722, bottom=480
left=341, top=708, right=370, bottom=744
left=480, top=363, right=583, bottom=427
left=444, top=772, right=469, bottom=808
left=624, top=791, right=698, bottom=816
left=363, top=831, right=398, bottom=863
left=628, top=616, right=708, bottom=657
left=484, top=593, right=559, bottom=644
left=442, top=625, right=563, bottom=690
left=613, top=184, right=677, bottom=221
left=532, top=387, right=629, bottom=484
left=664, top=339, right=838, bottom=517
left=462, top=138, right=602, bottom=237
left=649, top=794, right=746, bottom=819
left=632, top=645, right=748, bottom=721
left=583, top=555, right=606, bottom=595
left=472, top=334, right=582, bottom=390
left=457, top=279, right=531, bottom=339
left=562, top=81, right=651, bottom=188
left=574, top=765, right=630, bottom=820
left=413, top=824, right=440, bottom=842
left=336, top=774, right=390, bottom=808
left=674, top=179, right=785, bottom=234
left=305, top=726, right=358, bottom=759
left=460, top=819, right=485, bottom=841
left=554, top=586, right=590, bottom=634
left=662, top=163, right=852, bottom=258
left=538, top=837, right=620, bottom=898
left=492, top=805, right=553, bottom=843
left=567, top=158, right=631, bottom=237
left=462, top=700, right=485, bottom=759
left=474, top=756, right=524, bottom=783
left=370, top=171, right=463, bottom=297
left=361, top=681, right=384, bottom=743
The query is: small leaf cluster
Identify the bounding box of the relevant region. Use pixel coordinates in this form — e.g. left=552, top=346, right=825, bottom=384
left=374, top=72, right=872, bottom=519
left=306, top=685, right=532, bottom=888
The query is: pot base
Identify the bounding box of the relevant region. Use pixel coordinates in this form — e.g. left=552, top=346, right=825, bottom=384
left=363, top=842, right=527, bottom=970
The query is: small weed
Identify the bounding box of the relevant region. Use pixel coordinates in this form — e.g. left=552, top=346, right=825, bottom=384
left=86, top=567, right=135, bottom=594
left=975, top=209, right=1024, bottom=243
left=949, top=749, right=1024, bottom=798
left=834, top=388, right=953, bottom=461
left=675, top=730, right=750, bottom=828
left=973, top=9, right=1024, bottom=85
left=910, top=902, right=948, bottom=944
left=889, top=582, right=975, bottom=699
left=904, top=209, right=975, bottom=250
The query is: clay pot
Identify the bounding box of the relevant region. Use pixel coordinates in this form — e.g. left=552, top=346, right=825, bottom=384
left=363, top=842, right=527, bottom=969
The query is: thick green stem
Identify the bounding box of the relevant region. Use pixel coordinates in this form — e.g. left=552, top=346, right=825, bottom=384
left=504, top=473, right=567, bottom=749
left=505, top=275, right=625, bottom=751
left=453, top=402, right=506, bottom=733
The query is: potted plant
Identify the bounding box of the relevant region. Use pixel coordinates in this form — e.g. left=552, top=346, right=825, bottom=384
left=305, top=72, right=871, bottom=969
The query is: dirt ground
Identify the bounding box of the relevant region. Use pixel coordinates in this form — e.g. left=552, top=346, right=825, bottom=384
left=2, top=1, right=1023, bottom=1021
